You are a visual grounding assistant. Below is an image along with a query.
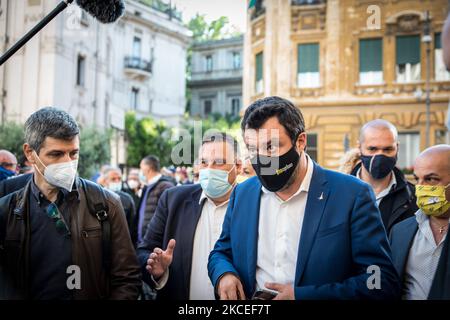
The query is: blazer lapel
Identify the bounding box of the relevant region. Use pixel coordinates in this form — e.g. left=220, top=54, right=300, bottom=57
left=395, top=218, right=418, bottom=279
left=244, top=179, right=263, bottom=294
left=295, top=163, right=329, bottom=284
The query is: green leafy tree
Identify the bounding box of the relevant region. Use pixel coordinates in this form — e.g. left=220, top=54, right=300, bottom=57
left=0, top=122, right=25, bottom=159
left=78, top=127, right=112, bottom=179
left=125, top=112, right=174, bottom=168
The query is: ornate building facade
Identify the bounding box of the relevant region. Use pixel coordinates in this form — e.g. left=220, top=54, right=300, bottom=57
left=244, top=0, right=450, bottom=170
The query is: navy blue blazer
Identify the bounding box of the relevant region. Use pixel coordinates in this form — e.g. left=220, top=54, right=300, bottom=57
left=208, top=162, right=401, bottom=299
left=137, top=184, right=204, bottom=300
left=391, top=214, right=450, bottom=300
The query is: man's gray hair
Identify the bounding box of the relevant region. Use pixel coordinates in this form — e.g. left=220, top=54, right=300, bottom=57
left=24, top=107, right=80, bottom=152
left=359, top=119, right=398, bottom=143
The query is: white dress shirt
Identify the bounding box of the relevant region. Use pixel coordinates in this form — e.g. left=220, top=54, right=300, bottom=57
left=189, top=192, right=229, bottom=300
left=356, top=168, right=396, bottom=207
left=255, top=155, right=314, bottom=292
left=153, top=192, right=229, bottom=299
left=403, top=210, right=449, bottom=300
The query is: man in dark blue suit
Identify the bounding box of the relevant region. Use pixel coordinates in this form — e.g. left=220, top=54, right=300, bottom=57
left=208, top=96, right=400, bottom=300
left=390, top=145, right=450, bottom=300
left=137, top=132, right=242, bottom=300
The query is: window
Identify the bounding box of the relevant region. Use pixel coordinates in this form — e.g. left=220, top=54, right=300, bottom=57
left=396, top=35, right=421, bottom=83
left=255, top=52, right=263, bottom=93
left=398, top=132, right=420, bottom=169
left=132, top=36, right=142, bottom=58
left=232, top=52, right=241, bottom=69
left=307, top=133, right=318, bottom=162
left=131, top=87, right=139, bottom=110
left=203, top=100, right=212, bottom=117
left=297, top=43, right=320, bottom=88
left=434, top=32, right=450, bottom=81
left=436, top=130, right=449, bottom=145
left=359, top=38, right=383, bottom=85
left=205, top=55, right=213, bottom=72
left=231, top=98, right=240, bottom=116
left=76, top=55, right=86, bottom=87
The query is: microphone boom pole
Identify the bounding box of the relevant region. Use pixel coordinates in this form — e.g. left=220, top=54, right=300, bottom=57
left=0, top=0, right=74, bottom=66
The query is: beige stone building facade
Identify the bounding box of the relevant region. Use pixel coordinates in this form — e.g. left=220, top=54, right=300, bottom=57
left=244, top=0, right=450, bottom=170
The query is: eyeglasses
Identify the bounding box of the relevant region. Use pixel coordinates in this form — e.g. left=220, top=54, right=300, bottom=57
left=46, top=203, right=71, bottom=237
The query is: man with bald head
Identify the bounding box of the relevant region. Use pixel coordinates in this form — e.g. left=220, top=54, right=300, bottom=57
left=0, top=150, right=18, bottom=182
left=352, top=119, right=417, bottom=234
left=390, top=145, right=450, bottom=299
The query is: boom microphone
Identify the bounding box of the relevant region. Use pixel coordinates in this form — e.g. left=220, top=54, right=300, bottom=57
left=76, top=0, right=125, bottom=24
left=0, top=0, right=125, bottom=66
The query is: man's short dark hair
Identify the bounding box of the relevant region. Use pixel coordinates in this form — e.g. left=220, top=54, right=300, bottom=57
left=24, top=107, right=80, bottom=153
left=201, top=131, right=239, bottom=159
left=142, top=155, right=160, bottom=172
left=241, top=96, right=305, bottom=143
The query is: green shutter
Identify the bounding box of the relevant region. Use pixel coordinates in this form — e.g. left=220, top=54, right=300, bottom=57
left=298, top=43, right=319, bottom=73
left=256, top=52, right=263, bottom=81
left=396, top=35, right=420, bottom=65
left=435, top=32, right=442, bottom=49
left=359, top=38, right=382, bottom=72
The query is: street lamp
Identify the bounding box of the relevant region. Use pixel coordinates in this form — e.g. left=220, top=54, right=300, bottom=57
left=422, top=11, right=432, bottom=148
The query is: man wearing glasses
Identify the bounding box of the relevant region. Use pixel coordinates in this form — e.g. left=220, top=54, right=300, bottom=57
left=0, top=149, right=18, bottom=182
left=0, top=107, right=141, bottom=300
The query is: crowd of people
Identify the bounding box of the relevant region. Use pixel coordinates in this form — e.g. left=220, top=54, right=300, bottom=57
left=0, top=97, right=448, bottom=300
left=0, top=10, right=449, bottom=303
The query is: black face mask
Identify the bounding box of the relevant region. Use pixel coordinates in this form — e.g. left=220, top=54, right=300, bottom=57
left=360, top=154, right=397, bottom=180
left=251, top=144, right=300, bottom=192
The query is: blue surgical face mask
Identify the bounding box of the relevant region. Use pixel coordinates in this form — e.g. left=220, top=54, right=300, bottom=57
left=139, top=171, right=147, bottom=184
left=0, top=166, right=16, bottom=181
left=199, top=165, right=235, bottom=199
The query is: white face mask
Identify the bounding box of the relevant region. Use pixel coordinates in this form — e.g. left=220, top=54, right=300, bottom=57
left=33, top=151, right=78, bottom=192
left=127, top=180, right=139, bottom=190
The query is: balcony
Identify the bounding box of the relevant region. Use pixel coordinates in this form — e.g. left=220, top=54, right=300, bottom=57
left=189, top=68, right=243, bottom=88
left=124, top=56, right=152, bottom=79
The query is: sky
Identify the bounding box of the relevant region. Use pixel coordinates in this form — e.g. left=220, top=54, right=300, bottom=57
left=171, top=0, right=247, bottom=33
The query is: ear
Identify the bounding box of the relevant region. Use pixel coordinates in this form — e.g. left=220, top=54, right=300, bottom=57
left=235, top=158, right=243, bottom=172
left=23, top=143, right=36, bottom=164
left=296, top=132, right=307, bottom=152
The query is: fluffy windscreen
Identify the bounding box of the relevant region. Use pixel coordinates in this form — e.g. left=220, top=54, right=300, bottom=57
left=75, top=0, right=125, bottom=24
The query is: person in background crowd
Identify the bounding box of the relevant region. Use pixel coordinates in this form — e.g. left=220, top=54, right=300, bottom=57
left=93, top=164, right=111, bottom=187
left=134, top=155, right=175, bottom=246
left=351, top=119, right=417, bottom=234
left=192, top=161, right=200, bottom=184
left=138, top=132, right=241, bottom=300
left=103, top=166, right=136, bottom=235
left=236, top=156, right=257, bottom=183
left=0, top=107, right=140, bottom=299
left=0, top=150, right=18, bottom=182
left=161, top=166, right=177, bottom=186
left=126, top=168, right=141, bottom=196
left=123, top=168, right=142, bottom=215
left=390, top=144, right=450, bottom=300
left=18, top=155, right=34, bottom=175
left=208, top=96, right=400, bottom=300
left=338, top=148, right=361, bottom=175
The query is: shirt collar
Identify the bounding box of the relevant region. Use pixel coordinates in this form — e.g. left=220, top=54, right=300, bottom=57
left=30, top=174, right=80, bottom=204
left=199, top=190, right=231, bottom=208
left=261, top=154, right=314, bottom=200
left=356, top=168, right=397, bottom=191
left=148, top=174, right=162, bottom=185
left=415, top=209, right=450, bottom=225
